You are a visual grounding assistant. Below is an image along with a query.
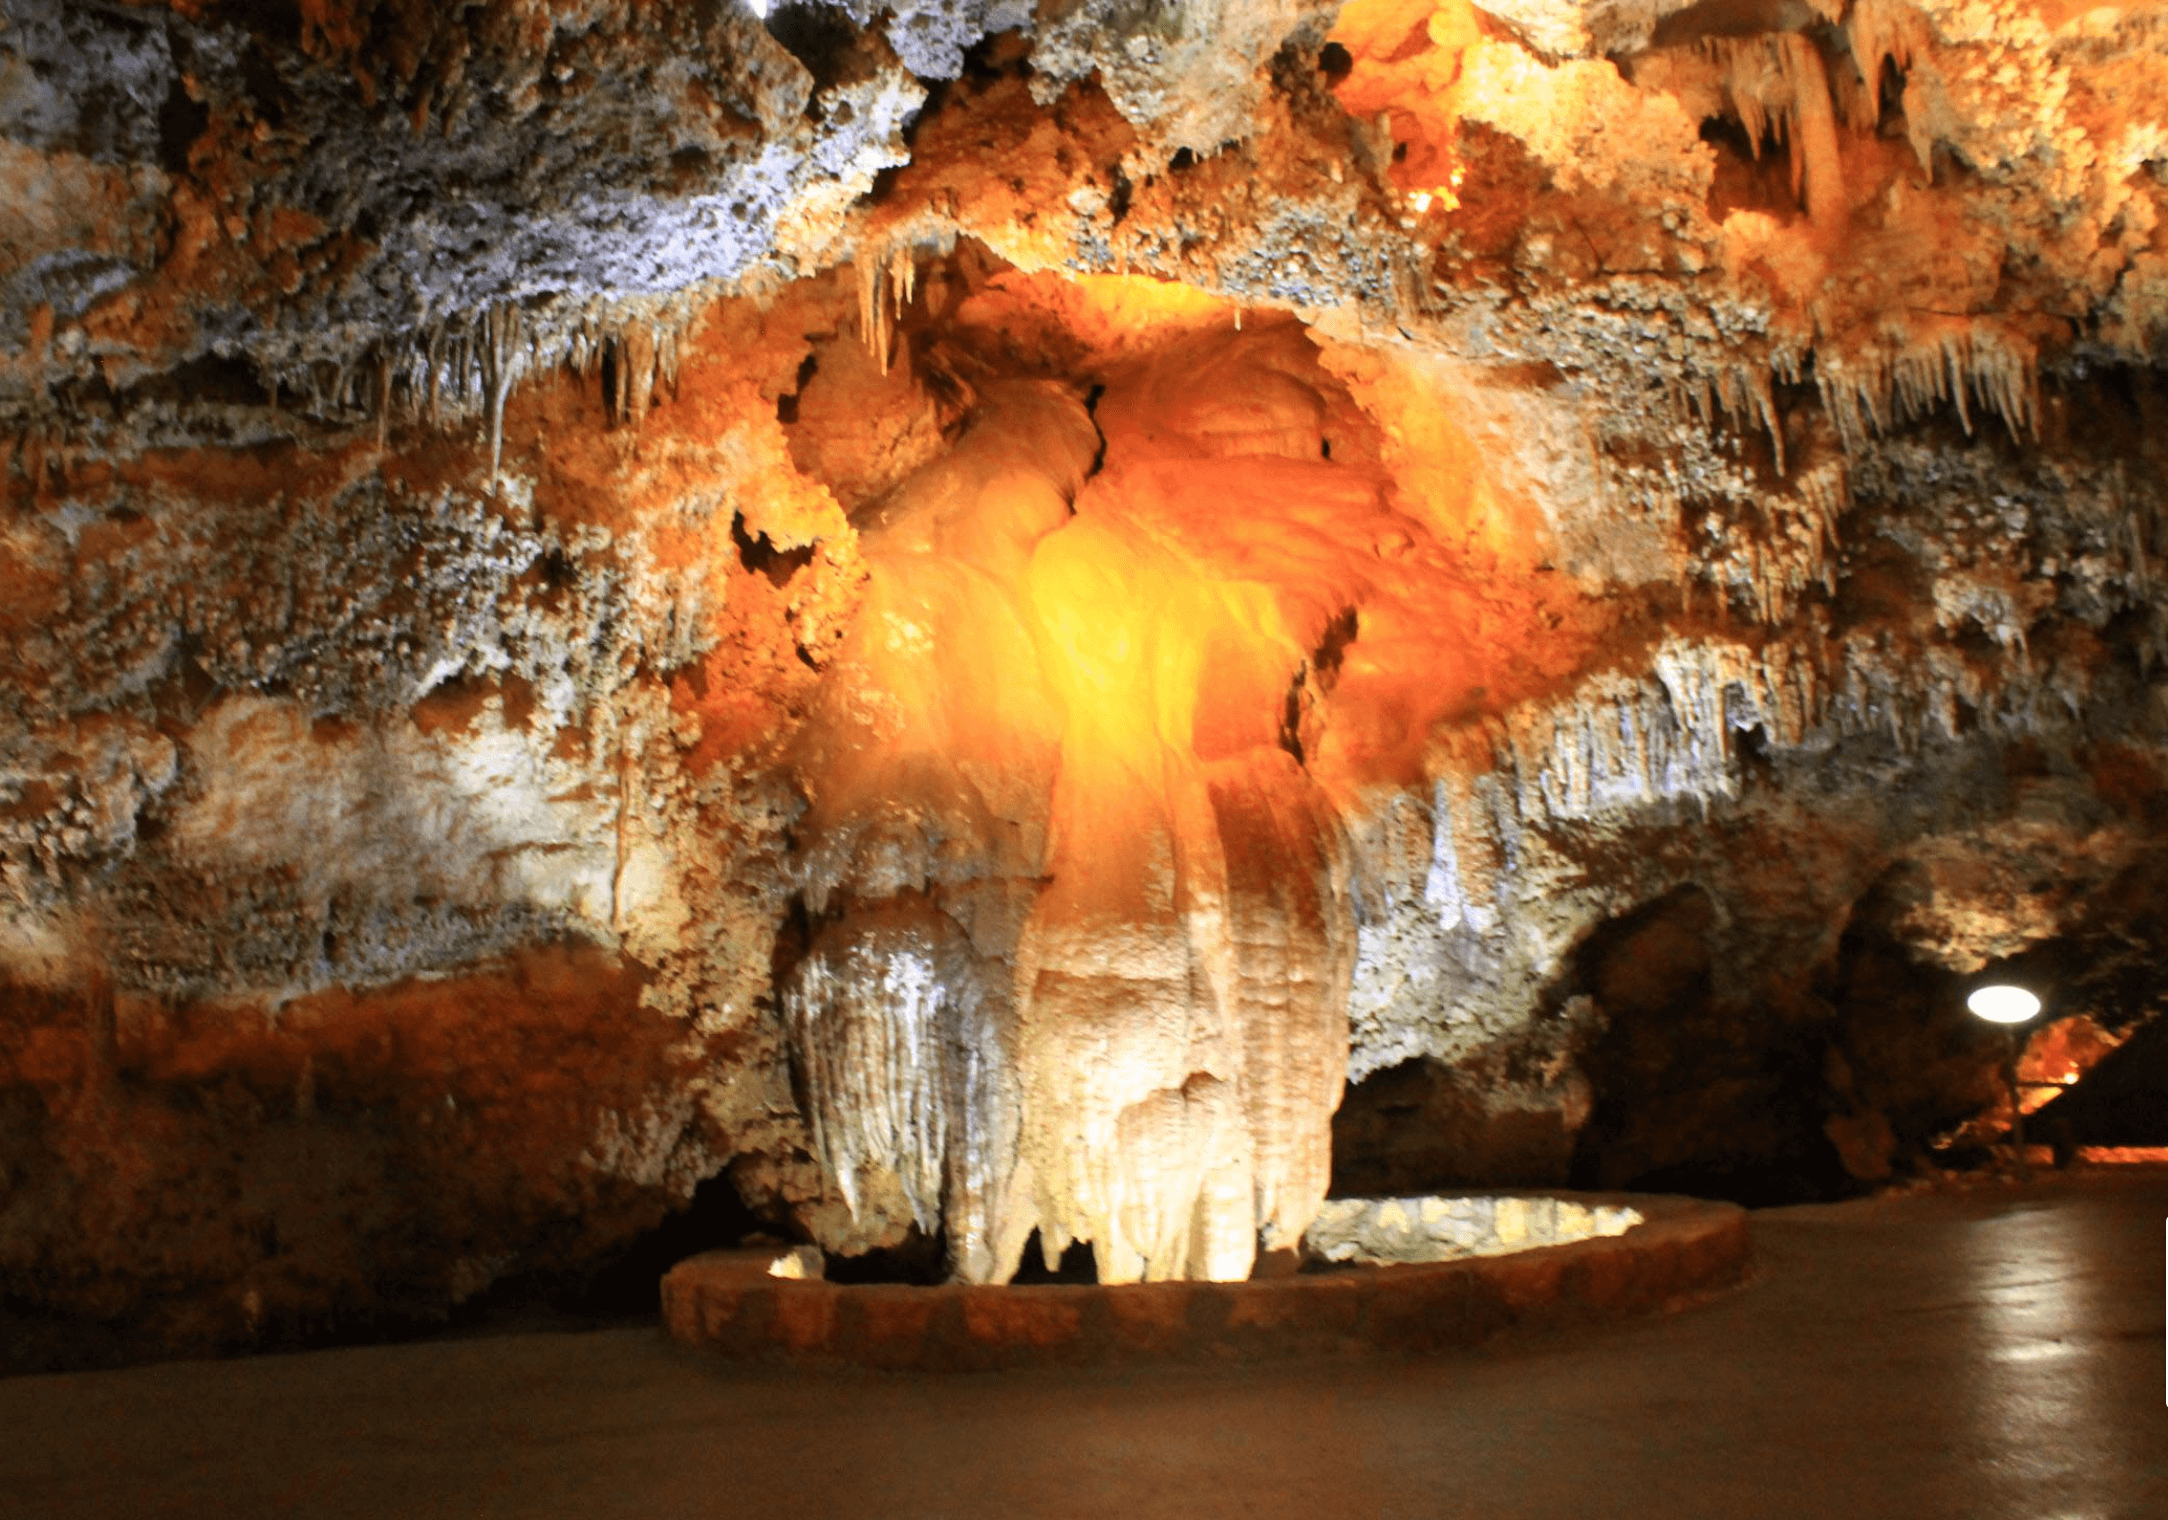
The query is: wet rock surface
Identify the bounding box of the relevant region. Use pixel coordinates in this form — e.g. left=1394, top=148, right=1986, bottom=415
left=1304, top=1191, right=1644, bottom=1265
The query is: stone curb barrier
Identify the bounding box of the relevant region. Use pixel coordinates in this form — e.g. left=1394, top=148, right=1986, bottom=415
left=661, top=1192, right=1750, bottom=1371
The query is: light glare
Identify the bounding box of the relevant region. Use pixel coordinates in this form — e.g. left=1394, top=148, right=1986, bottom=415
left=1967, top=984, right=2042, bottom=1024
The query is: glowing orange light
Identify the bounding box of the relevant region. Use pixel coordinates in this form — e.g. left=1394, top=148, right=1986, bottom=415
left=784, top=290, right=1576, bottom=1280
left=2017, top=1013, right=2121, bottom=1087
left=953, top=269, right=1241, bottom=362
left=1329, top=0, right=1479, bottom=213
left=1407, top=164, right=1466, bottom=216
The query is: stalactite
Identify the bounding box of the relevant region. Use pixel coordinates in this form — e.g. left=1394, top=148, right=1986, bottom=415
left=657, top=324, right=680, bottom=401
left=857, top=246, right=904, bottom=375
left=1423, top=773, right=1504, bottom=938
left=1841, top=0, right=1940, bottom=173
left=429, top=333, right=450, bottom=417
left=1709, top=457, right=1847, bottom=625
left=1701, top=33, right=1847, bottom=235
left=480, top=302, right=523, bottom=486
left=853, top=228, right=961, bottom=374
left=1687, top=363, right=1792, bottom=475
left=619, top=324, right=660, bottom=426
left=1487, top=635, right=1836, bottom=833
left=1815, top=325, right=2039, bottom=450
left=447, top=324, right=471, bottom=419
left=321, top=296, right=701, bottom=483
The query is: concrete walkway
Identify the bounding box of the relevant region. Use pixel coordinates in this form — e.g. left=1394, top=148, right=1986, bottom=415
left=3, top=1168, right=2163, bottom=1520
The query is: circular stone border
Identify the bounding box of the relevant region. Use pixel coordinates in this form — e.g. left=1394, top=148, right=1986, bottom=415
left=661, top=1192, right=1750, bottom=1371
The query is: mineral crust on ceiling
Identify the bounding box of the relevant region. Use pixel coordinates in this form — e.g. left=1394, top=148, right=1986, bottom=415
left=1, top=0, right=2165, bottom=1350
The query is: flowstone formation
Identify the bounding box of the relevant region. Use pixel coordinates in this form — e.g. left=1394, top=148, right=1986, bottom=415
left=785, top=314, right=1369, bottom=1282
left=3, top=0, right=2166, bottom=1352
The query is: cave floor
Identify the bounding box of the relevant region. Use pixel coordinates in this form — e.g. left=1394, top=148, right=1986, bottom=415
left=3, top=1168, right=2163, bottom=1520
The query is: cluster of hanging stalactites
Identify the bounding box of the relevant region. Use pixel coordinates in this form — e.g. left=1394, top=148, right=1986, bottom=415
left=1668, top=317, right=2040, bottom=484
left=1689, top=459, right=1849, bottom=625
left=245, top=297, right=694, bottom=487
left=1813, top=323, right=2040, bottom=449
left=852, top=227, right=961, bottom=375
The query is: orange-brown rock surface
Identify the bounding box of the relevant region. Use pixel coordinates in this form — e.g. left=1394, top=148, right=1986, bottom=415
left=3, top=0, right=2165, bottom=1357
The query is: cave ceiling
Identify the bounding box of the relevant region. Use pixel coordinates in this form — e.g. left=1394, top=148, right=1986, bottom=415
left=2, top=0, right=2166, bottom=1345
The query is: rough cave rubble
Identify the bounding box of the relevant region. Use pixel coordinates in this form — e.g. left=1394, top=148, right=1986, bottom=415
left=1, top=0, right=2165, bottom=1349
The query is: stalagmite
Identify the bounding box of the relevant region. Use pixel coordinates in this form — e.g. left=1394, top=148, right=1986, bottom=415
left=783, top=380, right=1091, bottom=1278
left=784, top=904, right=1033, bottom=1281
left=780, top=320, right=1375, bottom=1282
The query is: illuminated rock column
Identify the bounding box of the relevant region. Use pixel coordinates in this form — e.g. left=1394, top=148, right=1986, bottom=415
left=1016, top=511, right=1351, bottom=1283
left=783, top=382, right=1094, bottom=1283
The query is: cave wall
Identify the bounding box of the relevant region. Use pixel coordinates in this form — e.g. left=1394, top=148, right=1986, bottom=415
left=3, top=0, right=2166, bottom=1353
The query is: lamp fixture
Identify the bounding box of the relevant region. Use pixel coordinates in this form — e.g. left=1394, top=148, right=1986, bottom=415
left=1967, top=984, right=2042, bottom=1024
